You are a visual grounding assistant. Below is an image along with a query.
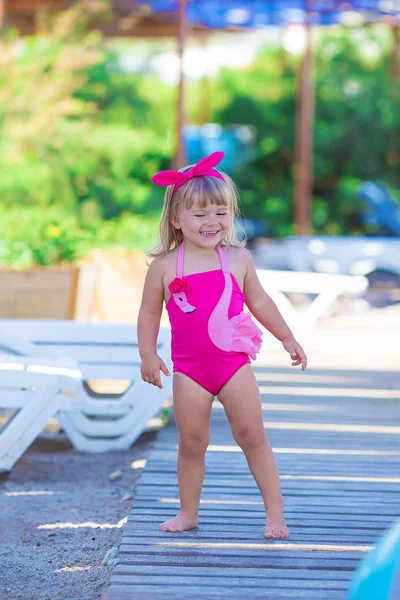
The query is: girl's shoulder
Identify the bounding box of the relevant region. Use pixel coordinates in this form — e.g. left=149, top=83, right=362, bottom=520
left=148, top=248, right=178, bottom=290
left=225, top=245, right=254, bottom=285
left=148, top=247, right=178, bottom=270
left=225, top=245, right=253, bottom=265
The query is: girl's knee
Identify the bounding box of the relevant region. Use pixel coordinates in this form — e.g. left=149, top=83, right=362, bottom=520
left=179, top=430, right=209, bottom=456
left=233, top=425, right=266, bottom=451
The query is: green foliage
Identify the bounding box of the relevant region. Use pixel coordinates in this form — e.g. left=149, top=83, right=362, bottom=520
left=87, top=212, right=159, bottom=251
left=160, top=406, right=173, bottom=425
left=0, top=206, right=92, bottom=268
left=1, top=5, right=400, bottom=265
left=0, top=204, right=159, bottom=268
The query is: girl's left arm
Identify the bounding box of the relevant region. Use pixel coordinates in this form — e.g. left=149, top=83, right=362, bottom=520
left=242, top=249, right=307, bottom=371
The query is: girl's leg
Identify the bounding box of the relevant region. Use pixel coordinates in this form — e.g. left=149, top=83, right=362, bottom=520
left=159, top=372, right=213, bottom=532
left=218, top=364, right=289, bottom=539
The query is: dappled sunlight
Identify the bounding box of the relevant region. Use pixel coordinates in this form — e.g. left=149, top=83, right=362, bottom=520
left=207, top=445, right=400, bottom=455
left=155, top=541, right=372, bottom=552
left=131, top=458, right=147, bottom=469
left=157, top=498, right=263, bottom=505
left=263, top=421, right=400, bottom=434
left=146, top=417, right=164, bottom=428
left=281, top=474, right=400, bottom=483
left=259, top=386, right=400, bottom=399
left=5, top=490, right=63, bottom=497
left=55, top=566, right=92, bottom=573
left=214, top=402, right=333, bottom=412
left=255, top=372, right=362, bottom=385
left=87, top=380, right=131, bottom=394
left=38, top=517, right=127, bottom=530
left=0, top=414, right=12, bottom=426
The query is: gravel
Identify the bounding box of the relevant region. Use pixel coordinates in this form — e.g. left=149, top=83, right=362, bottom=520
left=0, top=429, right=157, bottom=600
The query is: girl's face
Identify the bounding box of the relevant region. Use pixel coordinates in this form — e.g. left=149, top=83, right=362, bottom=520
left=172, top=201, right=231, bottom=249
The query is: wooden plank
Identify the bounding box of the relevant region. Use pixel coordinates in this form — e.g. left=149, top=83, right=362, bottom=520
left=121, top=531, right=378, bottom=544
left=154, top=438, right=400, bottom=452
left=136, top=477, right=400, bottom=494
left=139, top=474, right=400, bottom=489
left=115, top=551, right=360, bottom=569
left=117, top=544, right=365, bottom=561
left=147, top=451, right=400, bottom=463
left=112, top=564, right=353, bottom=581
left=133, top=495, right=399, bottom=508
left=130, top=504, right=399, bottom=519
left=151, top=443, right=400, bottom=457
left=103, top=584, right=345, bottom=599
left=0, top=268, right=80, bottom=319
left=124, top=518, right=391, bottom=533
left=106, top=582, right=348, bottom=598
left=136, top=465, right=400, bottom=477
left=114, top=563, right=352, bottom=589
left=109, top=573, right=349, bottom=589
left=138, top=476, right=400, bottom=494
left=131, top=504, right=395, bottom=523
left=150, top=446, right=400, bottom=458
left=133, top=488, right=400, bottom=505
left=132, top=497, right=400, bottom=516
left=143, top=456, right=400, bottom=471
left=124, top=520, right=390, bottom=536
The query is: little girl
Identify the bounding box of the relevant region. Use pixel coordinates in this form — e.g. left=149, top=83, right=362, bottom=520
left=138, top=151, right=307, bottom=539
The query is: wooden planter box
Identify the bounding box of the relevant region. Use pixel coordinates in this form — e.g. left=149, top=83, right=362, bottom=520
left=88, top=249, right=149, bottom=323
left=88, top=249, right=169, bottom=325
left=0, top=262, right=98, bottom=320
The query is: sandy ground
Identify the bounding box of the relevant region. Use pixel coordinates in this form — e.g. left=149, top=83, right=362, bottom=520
left=1, top=300, right=399, bottom=600
left=0, top=431, right=157, bottom=600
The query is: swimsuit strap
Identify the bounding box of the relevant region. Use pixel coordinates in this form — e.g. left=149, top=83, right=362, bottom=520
left=217, top=245, right=229, bottom=274
left=177, top=241, right=184, bottom=278
left=177, top=242, right=228, bottom=277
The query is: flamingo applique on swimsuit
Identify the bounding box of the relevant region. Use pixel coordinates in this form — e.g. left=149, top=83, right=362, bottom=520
left=166, top=242, right=263, bottom=396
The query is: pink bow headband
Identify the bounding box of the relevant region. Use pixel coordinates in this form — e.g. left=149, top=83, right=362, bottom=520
left=151, top=151, right=225, bottom=194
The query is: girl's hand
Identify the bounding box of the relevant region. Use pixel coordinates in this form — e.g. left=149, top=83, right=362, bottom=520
left=282, top=335, right=307, bottom=371
left=141, top=354, right=170, bottom=389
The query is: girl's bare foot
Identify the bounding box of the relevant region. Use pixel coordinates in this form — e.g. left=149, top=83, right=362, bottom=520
left=265, top=512, right=290, bottom=539
left=159, top=511, right=199, bottom=532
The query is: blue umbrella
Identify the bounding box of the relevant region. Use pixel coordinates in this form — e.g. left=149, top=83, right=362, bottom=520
left=134, top=1, right=400, bottom=28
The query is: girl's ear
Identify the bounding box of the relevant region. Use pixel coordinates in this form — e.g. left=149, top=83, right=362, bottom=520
left=170, top=216, right=180, bottom=230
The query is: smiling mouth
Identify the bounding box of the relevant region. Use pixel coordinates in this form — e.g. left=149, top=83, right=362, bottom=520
left=200, top=231, right=220, bottom=236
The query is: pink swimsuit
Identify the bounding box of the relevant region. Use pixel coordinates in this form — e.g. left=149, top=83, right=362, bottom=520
left=166, top=242, right=263, bottom=396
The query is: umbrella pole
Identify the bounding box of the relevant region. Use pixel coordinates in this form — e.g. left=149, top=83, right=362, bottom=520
left=0, top=0, right=5, bottom=35
left=175, top=0, right=187, bottom=169
left=199, top=31, right=211, bottom=125
left=293, top=5, right=314, bottom=235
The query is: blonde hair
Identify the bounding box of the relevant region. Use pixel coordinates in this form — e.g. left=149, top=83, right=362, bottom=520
left=148, top=165, right=245, bottom=257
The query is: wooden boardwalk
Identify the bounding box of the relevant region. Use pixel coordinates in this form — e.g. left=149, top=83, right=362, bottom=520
left=103, top=364, right=400, bottom=600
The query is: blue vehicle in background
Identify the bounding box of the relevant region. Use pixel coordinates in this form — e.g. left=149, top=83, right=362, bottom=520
left=251, top=182, right=400, bottom=287
left=358, top=181, right=400, bottom=237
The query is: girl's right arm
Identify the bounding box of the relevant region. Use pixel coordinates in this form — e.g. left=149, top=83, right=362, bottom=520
left=137, top=257, right=170, bottom=389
